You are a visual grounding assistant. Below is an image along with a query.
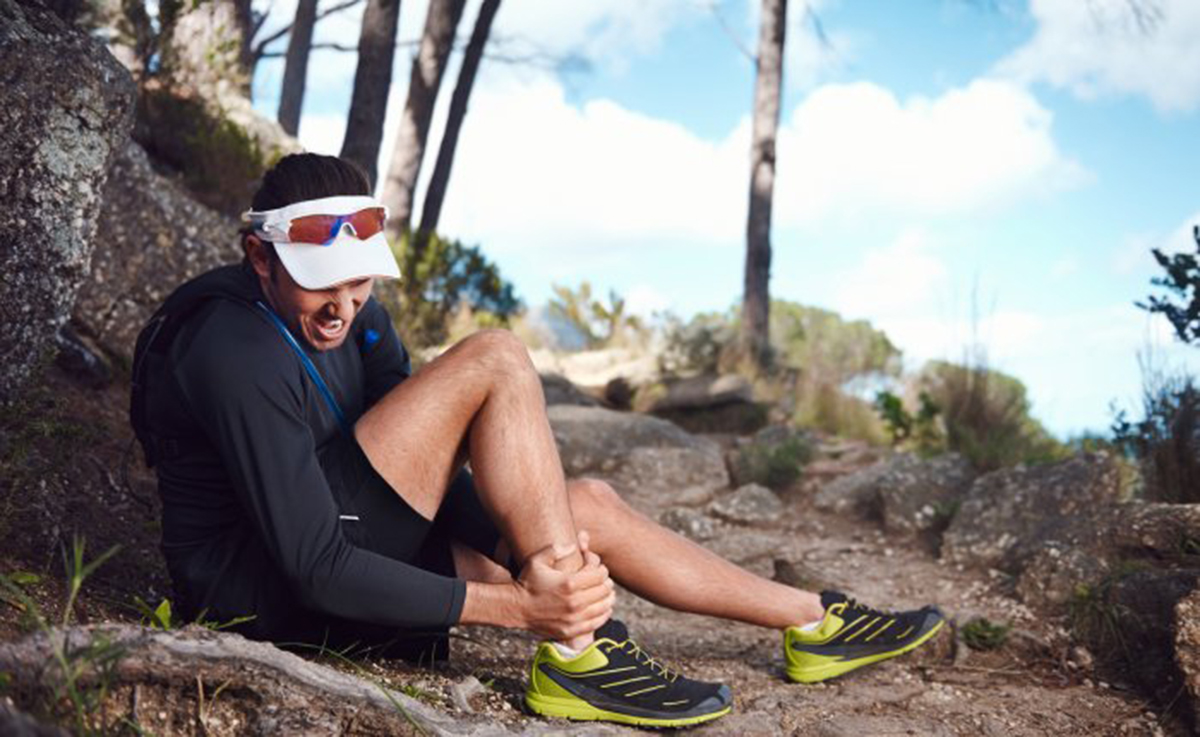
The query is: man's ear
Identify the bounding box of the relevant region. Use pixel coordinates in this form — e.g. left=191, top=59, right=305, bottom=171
left=244, top=234, right=272, bottom=280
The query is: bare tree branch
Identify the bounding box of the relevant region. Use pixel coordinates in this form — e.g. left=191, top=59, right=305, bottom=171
left=700, top=0, right=755, bottom=62
left=252, top=0, right=364, bottom=62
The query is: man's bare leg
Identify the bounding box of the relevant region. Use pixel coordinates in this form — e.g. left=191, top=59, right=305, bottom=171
left=567, top=479, right=826, bottom=627
left=355, top=329, right=596, bottom=647
left=450, top=478, right=826, bottom=629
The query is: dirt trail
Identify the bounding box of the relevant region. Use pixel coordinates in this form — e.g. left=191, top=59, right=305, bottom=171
left=376, top=451, right=1172, bottom=736
left=0, top=373, right=1177, bottom=735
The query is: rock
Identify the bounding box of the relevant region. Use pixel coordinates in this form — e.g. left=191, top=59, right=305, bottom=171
left=694, top=711, right=783, bottom=736
left=812, top=460, right=890, bottom=517
left=53, top=324, right=112, bottom=389
left=659, top=507, right=719, bottom=541
left=642, top=374, right=753, bottom=412
left=772, top=558, right=839, bottom=593
left=549, top=405, right=729, bottom=514
left=1175, top=587, right=1200, bottom=722
left=710, top=483, right=784, bottom=525
left=638, top=374, right=769, bottom=435
left=1015, top=544, right=1109, bottom=610
left=603, top=376, right=633, bottom=410
left=1103, top=569, right=1200, bottom=727
left=0, top=0, right=135, bottom=403
left=450, top=675, right=485, bottom=713
left=877, top=453, right=976, bottom=537
left=540, top=372, right=602, bottom=407
left=611, top=446, right=730, bottom=513
left=942, top=452, right=1122, bottom=572
left=73, top=142, right=241, bottom=359
left=550, top=405, right=715, bottom=476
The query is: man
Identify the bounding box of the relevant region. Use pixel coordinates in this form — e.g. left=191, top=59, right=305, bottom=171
left=132, top=153, right=944, bottom=728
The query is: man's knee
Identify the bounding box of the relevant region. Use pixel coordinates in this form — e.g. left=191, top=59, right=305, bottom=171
left=569, top=478, right=625, bottom=521
left=457, top=328, right=536, bottom=380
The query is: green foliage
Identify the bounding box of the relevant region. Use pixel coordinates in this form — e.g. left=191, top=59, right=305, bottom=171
left=381, top=231, right=520, bottom=349
left=920, top=357, right=1065, bottom=471
left=960, top=617, right=1010, bottom=651
left=769, top=302, right=902, bottom=384
left=734, top=431, right=813, bottom=490
left=548, top=281, right=645, bottom=350
left=1139, top=225, right=1200, bottom=345
left=132, top=595, right=256, bottom=632
left=659, top=302, right=899, bottom=442
left=136, top=87, right=275, bottom=216
left=658, top=312, right=737, bottom=375
left=874, top=390, right=943, bottom=452
left=1111, top=369, right=1200, bottom=503
left=0, top=536, right=123, bottom=735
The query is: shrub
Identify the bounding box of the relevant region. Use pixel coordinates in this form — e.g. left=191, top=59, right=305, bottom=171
left=380, top=231, right=520, bottom=349
left=1139, top=225, right=1200, bottom=344
left=960, top=617, right=1011, bottom=651
left=920, top=355, right=1064, bottom=471
left=547, top=282, right=646, bottom=350
left=1112, top=367, right=1200, bottom=503
left=874, top=390, right=943, bottom=452
left=733, top=428, right=814, bottom=490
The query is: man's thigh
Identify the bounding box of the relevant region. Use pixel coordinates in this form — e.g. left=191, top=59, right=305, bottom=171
left=355, top=332, right=505, bottom=518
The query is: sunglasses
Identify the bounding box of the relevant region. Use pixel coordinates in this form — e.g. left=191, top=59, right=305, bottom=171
left=243, top=196, right=389, bottom=246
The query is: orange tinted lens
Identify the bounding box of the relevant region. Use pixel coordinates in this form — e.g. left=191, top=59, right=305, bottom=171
left=286, top=208, right=386, bottom=244
left=344, top=207, right=386, bottom=239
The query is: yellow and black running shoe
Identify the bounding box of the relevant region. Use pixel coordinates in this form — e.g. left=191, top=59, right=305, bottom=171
left=525, top=619, right=732, bottom=728
left=785, top=591, right=945, bottom=683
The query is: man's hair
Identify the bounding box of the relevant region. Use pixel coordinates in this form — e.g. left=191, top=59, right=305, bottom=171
left=241, top=153, right=373, bottom=274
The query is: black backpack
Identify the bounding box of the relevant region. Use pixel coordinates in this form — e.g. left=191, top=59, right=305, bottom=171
left=129, top=265, right=260, bottom=468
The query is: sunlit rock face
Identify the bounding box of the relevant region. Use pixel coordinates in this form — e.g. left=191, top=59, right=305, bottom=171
left=73, top=142, right=241, bottom=360
left=0, top=0, right=135, bottom=403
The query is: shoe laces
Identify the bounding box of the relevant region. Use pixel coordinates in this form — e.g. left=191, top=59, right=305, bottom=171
left=612, top=639, right=679, bottom=682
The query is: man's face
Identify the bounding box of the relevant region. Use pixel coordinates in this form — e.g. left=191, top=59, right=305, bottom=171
left=248, top=237, right=375, bottom=351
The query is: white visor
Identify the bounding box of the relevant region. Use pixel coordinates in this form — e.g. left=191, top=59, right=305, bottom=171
left=242, top=196, right=402, bottom=290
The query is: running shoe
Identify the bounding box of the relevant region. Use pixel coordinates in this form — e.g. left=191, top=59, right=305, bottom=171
left=525, top=619, right=732, bottom=727
left=785, top=590, right=945, bottom=683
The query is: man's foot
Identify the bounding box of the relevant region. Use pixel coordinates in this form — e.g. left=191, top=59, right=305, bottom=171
left=785, top=590, right=945, bottom=683
left=525, top=619, right=732, bottom=728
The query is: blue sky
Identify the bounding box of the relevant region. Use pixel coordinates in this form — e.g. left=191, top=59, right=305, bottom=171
left=252, top=0, right=1200, bottom=438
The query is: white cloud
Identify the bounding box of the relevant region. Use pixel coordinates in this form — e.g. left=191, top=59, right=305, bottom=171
left=431, top=75, right=1081, bottom=259
left=1000, top=0, right=1200, bottom=113
left=1111, top=210, right=1200, bottom=275
left=775, top=78, right=1087, bottom=224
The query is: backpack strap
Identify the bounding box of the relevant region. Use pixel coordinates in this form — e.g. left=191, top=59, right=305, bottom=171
left=253, top=301, right=353, bottom=438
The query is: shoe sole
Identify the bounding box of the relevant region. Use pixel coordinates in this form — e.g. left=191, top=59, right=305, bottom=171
left=525, top=692, right=732, bottom=728
left=786, top=619, right=945, bottom=683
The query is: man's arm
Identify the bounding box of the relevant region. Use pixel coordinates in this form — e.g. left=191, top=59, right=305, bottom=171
left=174, top=305, right=465, bottom=628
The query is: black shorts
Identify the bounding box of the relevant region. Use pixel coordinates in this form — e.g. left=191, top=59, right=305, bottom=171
left=232, top=435, right=503, bottom=662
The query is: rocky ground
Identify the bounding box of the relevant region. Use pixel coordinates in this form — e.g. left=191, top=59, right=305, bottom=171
left=0, top=370, right=1188, bottom=735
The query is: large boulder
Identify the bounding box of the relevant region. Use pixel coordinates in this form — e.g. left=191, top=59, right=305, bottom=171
left=877, top=453, right=976, bottom=537
left=1175, top=587, right=1200, bottom=725
left=813, top=452, right=974, bottom=533
left=636, top=374, right=768, bottom=435
left=0, top=0, right=135, bottom=402
left=73, top=142, right=241, bottom=359
left=548, top=404, right=729, bottom=512
left=942, top=452, right=1122, bottom=572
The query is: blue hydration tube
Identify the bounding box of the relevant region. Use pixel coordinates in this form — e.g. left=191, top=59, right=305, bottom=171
left=255, top=301, right=353, bottom=438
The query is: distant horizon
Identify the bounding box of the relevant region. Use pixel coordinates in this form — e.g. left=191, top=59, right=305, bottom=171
left=250, top=0, right=1200, bottom=439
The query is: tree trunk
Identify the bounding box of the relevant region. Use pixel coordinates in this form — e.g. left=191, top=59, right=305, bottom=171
left=340, top=0, right=403, bottom=187
left=416, top=0, right=501, bottom=237
left=742, top=0, right=786, bottom=373
left=380, top=0, right=466, bottom=238
left=277, top=0, right=320, bottom=135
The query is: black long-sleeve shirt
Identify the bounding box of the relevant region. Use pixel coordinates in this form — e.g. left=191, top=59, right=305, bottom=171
left=145, top=264, right=466, bottom=636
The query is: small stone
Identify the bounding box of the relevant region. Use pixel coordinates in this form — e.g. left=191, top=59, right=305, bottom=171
left=709, top=483, right=784, bottom=525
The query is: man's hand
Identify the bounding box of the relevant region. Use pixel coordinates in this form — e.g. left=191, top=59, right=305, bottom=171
left=514, top=531, right=616, bottom=641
